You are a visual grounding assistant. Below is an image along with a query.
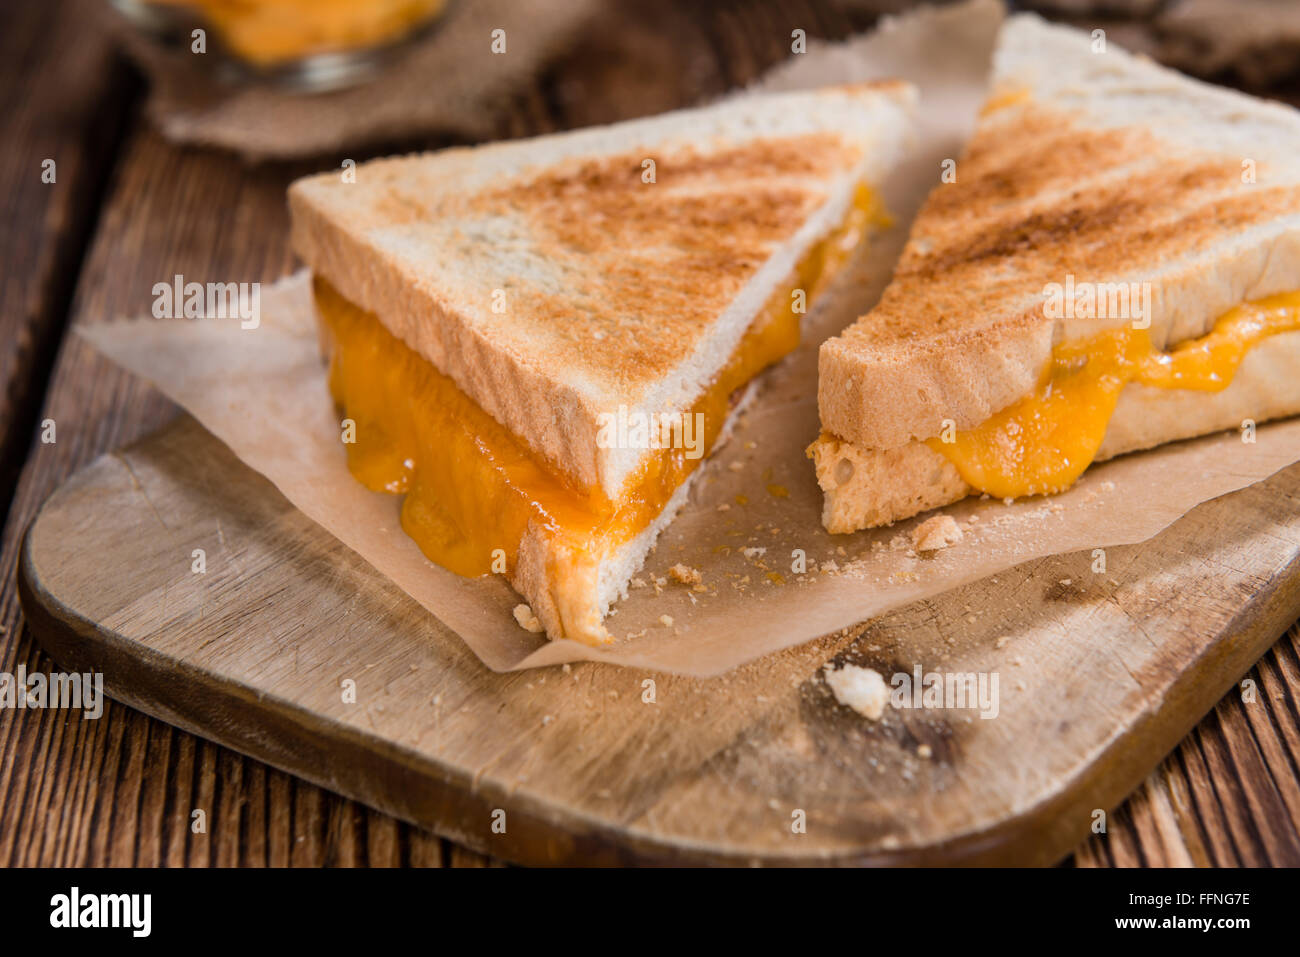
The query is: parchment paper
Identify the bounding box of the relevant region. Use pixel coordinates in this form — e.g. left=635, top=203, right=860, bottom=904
left=78, top=0, right=1300, bottom=675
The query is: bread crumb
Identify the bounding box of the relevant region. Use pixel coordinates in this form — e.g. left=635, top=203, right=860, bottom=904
left=1099, top=480, right=1115, bottom=492
left=742, top=546, right=767, bottom=559
left=727, top=461, right=745, bottom=472
left=917, top=744, right=932, bottom=760
left=913, top=514, right=963, bottom=553
left=824, top=663, right=889, bottom=720
left=716, top=503, right=731, bottom=512
left=659, top=614, right=674, bottom=627
left=512, top=604, right=545, bottom=633
left=667, top=563, right=702, bottom=586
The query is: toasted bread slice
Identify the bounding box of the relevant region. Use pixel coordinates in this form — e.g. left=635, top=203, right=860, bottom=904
left=290, top=83, right=916, bottom=642
left=813, top=15, right=1300, bottom=532
left=292, top=82, right=914, bottom=497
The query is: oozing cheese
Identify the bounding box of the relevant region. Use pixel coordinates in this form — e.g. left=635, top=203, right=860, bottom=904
left=927, top=293, right=1300, bottom=499
left=318, top=186, right=879, bottom=578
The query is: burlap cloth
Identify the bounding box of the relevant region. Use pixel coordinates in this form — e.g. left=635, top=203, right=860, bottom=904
left=111, top=0, right=1300, bottom=160
left=108, top=0, right=601, bottom=161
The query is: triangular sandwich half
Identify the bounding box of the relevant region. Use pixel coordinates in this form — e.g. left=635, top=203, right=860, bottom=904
left=290, top=83, right=915, bottom=643
left=811, top=14, right=1300, bottom=533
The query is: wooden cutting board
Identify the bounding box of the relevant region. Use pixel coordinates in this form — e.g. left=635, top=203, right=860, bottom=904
left=18, top=414, right=1300, bottom=865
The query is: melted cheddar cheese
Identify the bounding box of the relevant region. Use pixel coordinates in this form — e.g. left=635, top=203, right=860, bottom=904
left=319, top=186, right=880, bottom=577
left=928, top=293, right=1300, bottom=499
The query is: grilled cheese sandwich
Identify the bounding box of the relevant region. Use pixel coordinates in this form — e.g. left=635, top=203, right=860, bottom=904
left=291, top=86, right=914, bottom=643
left=810, top=16, right=1300, bottom=532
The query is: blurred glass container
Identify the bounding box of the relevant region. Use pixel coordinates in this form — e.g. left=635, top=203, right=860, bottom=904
left=109, top=0, right=451, bottom=91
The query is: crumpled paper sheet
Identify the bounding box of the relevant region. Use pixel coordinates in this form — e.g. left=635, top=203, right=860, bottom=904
left=79, top=0, right=1300, bottom=675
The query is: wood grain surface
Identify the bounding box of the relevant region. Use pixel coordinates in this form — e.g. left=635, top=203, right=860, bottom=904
left=2, top=0, right=1299, bottom=867
left=17, top=416, right=1300, bottom=865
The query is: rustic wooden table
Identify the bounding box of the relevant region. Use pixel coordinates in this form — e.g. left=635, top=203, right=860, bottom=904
left=2, top=0, right=1298, bottom=867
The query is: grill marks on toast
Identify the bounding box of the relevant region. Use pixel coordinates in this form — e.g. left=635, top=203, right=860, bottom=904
left=924, top=108, right=1147, bottom=219
left=465, top=134, right=856, bottom=390
left=840, top=104, right=1289, bottom=359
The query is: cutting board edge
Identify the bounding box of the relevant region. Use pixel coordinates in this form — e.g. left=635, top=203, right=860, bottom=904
left=17, top=438, right=1300, bottom=866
